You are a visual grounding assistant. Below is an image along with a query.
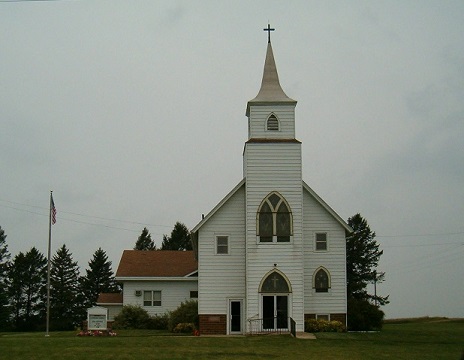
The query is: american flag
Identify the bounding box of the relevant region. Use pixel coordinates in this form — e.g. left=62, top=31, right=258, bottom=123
left=51, top=194, right=57, bottom=225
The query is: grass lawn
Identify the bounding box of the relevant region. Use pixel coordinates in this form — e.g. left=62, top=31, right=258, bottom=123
left=0, top=318, right=462, bottom=359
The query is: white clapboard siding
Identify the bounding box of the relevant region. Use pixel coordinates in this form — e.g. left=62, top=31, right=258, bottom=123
left=248, top=105, right=296, bottom=139
left=303, top=189, right=347, bottom=314
left=122, top=280, right=198, bottom=316
left=197, top=185, right=246, bottom=315
left=243, top=139, right=305, bottom=330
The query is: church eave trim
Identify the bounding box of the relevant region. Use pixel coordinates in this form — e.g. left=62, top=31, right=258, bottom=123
left=246, top=138, right=301, bottom=144
left=115, top=276, right=198, bottom=282
left=302, top=181, right=352, bottom=233
left=246, top=100, right=297, bottom=117
left=191, top=178, right=246, bottom=234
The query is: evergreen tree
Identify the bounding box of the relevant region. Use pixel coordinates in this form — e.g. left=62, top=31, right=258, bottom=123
left=161, top=222, right=192, bottom=251
left=0, top=226, right=10, bottom=329
left=6, top=247, right=47, bottom=331
left=346, top=213, right=388, bottom=330
left=50, top=244, right=84, bottom=330
left=134, top=227, right=156, bottom=250
left=81, top=248, right=119, bottom=307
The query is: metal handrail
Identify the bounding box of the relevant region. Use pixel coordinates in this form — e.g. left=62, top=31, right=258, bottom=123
left=247, top=316, right=291, bottom=335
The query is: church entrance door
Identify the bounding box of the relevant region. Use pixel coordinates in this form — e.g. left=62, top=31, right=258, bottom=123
left=229, top=300, right=242, bottom=334
left=262, top=295, right=288, bottom=330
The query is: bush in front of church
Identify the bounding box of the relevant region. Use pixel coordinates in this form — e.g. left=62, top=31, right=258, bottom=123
left=147, top=313, right=169, bottom=330
left=347, top=298, right=384, bottom=331
left=168, top=300, right=198, bottom=332
left=113, top=305, right=150, bottom=329
left=305, top=319, right=346, bottom=333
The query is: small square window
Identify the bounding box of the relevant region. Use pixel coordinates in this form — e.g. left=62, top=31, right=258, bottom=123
left=143, top=290, right=161, bottom=306
left=315, top=233, right=327, bottom=251
left=216, top=236, right=229, bottom=254
left=316, top=314, right=330, bottom=321
left=190, top=291, right=198, bottom=299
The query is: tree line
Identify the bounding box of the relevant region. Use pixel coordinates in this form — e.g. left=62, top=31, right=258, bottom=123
left=0, top=215, right=388, bottom=332
left=0, top=221, right=191, bottom=331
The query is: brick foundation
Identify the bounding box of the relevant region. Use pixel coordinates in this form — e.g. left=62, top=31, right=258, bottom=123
left=199, top=314, right=227, bottom=335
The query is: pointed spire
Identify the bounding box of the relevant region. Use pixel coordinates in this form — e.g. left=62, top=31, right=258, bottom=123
left=247, top=38, right=296, bottom=115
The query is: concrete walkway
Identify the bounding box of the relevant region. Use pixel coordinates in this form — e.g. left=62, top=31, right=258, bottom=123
left=295, top=332, right=316, bottom=339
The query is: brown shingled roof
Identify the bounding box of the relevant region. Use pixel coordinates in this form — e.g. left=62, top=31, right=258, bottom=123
left=97, top=292, right=123, bottom=304
left=115, top=250, right=198, bottom=278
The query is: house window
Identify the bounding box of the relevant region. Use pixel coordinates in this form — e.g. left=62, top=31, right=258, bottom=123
left=314, top=268, right=330, bottom=293
left=216, top=236, right=229, bottom=254
left=266, top=114, right=279, bottom=131
left=190, top=291, right=198, bottom=299
left=315, top=233, right=327, bottom=251
left=257, top=192, right=292, bottom=242
left=143, top=290, right=161, bottom=306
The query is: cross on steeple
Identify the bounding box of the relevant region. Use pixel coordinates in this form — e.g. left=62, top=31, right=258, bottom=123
left=263, top=23, right=275, bottom=43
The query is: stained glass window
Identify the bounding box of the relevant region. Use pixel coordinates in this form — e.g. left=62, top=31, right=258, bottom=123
left=257, top=192, right=292, bottom=242
left=261, top=272, right=290, bottom=293
left=314, top=269, right=329, bottom=293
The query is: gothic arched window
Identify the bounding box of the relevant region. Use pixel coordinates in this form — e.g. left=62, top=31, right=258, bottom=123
left=260, top=271, right=291, bottom=293
left=266, top=114, right=279, bottom=131
left=257, top=192, right=292, bottom=242
left=313, top=267, right=330, bottom=293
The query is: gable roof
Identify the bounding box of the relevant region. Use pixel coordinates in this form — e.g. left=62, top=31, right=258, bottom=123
left=115, top=250, right=197, bottom=278
left=97, top=292, right=123, bottom=305
left=303, top=181, right=352, bottom=233
left=191, top=178, right=246, bottom=259
left=191, top=178, right=246, bottom=234
left=191, top=178, right=351, bottom=237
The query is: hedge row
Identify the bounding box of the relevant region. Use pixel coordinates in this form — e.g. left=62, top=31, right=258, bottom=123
left=305, top=319, right=346, bottom=333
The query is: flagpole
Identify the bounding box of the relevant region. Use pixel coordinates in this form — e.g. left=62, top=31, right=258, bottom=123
left=46, top=191, right=53, bottom=337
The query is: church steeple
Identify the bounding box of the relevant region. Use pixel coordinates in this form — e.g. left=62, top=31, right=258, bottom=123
left=246, top=27, right=296, bottom=117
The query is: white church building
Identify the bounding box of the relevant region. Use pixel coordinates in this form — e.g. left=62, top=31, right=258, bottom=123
left=190, top=33, right=351, bottom=335
left=111, top=31, right=351, bottom=336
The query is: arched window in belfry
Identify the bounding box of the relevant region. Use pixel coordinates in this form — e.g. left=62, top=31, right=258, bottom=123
left=260, top=271, right=291, bottom=293
left=257, top=192, right=292, bottom=242
left=266, top=114, right=279, bottom=131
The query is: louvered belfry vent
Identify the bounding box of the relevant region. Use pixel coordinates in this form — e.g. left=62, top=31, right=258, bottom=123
left=267, top=114, right=279, bottom=131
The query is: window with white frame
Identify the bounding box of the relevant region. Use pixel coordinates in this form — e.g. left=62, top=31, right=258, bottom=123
left=315, top=233, right=327, bottom=250
left=257, top=192, right=292, bottom=243
left=143, top=290, right=161, bottom=306
left=216, top=236, right=229, bottom=254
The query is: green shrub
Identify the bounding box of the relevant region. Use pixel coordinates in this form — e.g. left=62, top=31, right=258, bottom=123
left=147, top=313, right=169, bottom=330
left=347, top=298, right=384, bottom=331
left=305, top=319, right=346, bottom=333
left=173, top=322, right=195, bottom=333
left=113, top=305, right=150, bottom=329
left=168, top=300, right=198, bottom=332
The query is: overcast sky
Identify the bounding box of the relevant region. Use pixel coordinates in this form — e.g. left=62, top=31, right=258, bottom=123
left=1, top=1, right=463, bottom=319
